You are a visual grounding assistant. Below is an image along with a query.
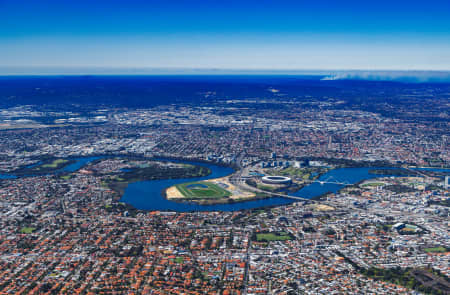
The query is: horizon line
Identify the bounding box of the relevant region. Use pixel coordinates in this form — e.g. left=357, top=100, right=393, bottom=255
left=1, top=67, right=450, bottom=73
left=1, top=67, right=450, bottom=83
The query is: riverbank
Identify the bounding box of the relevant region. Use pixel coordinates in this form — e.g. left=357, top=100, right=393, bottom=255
left=3, top=154, right=444, bottom=212
left=105, top=162, right=212, bottom=197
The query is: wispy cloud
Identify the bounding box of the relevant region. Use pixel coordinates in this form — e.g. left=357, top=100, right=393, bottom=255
left=321, top=71, right=450, bottom=82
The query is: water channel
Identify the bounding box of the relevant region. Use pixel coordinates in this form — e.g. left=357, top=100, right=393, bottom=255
left=1, top=156, right=448, bottom=212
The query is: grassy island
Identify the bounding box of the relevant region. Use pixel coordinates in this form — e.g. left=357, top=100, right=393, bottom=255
left=14, top=158, right=75, bottom=175
left=41, top=159, right=69, bottom=168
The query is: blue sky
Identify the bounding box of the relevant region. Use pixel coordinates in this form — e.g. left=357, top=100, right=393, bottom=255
left=1, top=0, right=450, bottom=72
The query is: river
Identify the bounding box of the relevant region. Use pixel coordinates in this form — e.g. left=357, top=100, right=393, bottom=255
left=1, top=156, right=448, bottom=212
left=120, top=162, right=449, bottom=212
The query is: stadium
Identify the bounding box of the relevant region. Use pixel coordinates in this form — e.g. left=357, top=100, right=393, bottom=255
left=261, top=175, right=292, bottom=185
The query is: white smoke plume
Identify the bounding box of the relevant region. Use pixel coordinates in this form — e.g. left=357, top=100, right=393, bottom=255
left=320, top=71, right=450, bottom=83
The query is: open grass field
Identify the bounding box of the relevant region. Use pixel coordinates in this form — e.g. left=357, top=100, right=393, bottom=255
left=41, top=159, right=69, bottom=168
left=268, top=167, right=306, bottom=177
left=424, top=247, right=448, bottom=253
left=362, top=182, right=385, bottom=187
left=20, top=227, right=36, bottom=234
left=256, top=232, right=293, bottom=242
left=176, top=181, right=231, bottom=199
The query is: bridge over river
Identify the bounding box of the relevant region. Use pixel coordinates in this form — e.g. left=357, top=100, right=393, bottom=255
left=230, top=174, right=352, bottom=201
left=310, top=176, right=351, bottom=186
